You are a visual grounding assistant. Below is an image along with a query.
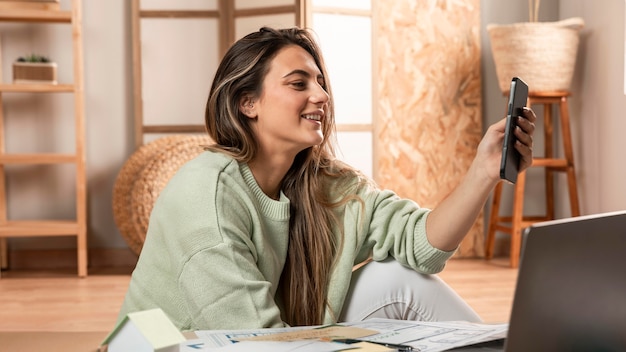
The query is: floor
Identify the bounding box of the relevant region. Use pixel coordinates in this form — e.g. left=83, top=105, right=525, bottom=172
left=0, top=258, right=518, bottom=333
left=438, top=258, right=518, bottom=323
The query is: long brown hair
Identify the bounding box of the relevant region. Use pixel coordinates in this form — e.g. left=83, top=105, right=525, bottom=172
left=205, top=27, right=361, bottom=326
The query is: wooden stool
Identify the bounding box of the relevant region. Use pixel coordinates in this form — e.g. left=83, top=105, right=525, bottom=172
left=0, top=238, right=5, bottom=277
left=485, top=91, right=580, bottom=268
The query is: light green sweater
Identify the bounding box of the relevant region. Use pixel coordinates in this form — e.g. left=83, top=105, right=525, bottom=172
left=117, top=150, right=454, bottom=331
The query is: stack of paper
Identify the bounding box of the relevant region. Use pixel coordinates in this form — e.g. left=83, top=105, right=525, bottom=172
left=181, top=318, right=508, bottom=352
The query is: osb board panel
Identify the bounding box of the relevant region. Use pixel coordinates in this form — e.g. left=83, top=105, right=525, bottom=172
left=373, top=0, right=483, bottom=257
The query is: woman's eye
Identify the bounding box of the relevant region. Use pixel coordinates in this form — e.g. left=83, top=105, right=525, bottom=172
left=291, top=81, right=306, bottom=89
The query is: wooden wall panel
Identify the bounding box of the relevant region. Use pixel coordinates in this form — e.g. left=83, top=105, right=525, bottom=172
left=373, top=0, right=483, bottom=257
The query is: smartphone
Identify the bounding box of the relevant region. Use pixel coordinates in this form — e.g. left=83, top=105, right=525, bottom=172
left=500, top=77, right=528, bottom=184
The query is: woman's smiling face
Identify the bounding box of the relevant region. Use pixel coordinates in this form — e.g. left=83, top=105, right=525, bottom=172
left=249, top=45, right=330, bottom=157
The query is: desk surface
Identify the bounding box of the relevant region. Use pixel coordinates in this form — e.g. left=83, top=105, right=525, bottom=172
left=0, top=331, right=505, bottom=351
left=0, top=331, right=107, bottom=352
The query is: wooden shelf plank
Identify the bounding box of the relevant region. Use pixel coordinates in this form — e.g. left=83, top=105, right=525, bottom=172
left=234, top=5, right=296, bottom=17
left=143, top=124, right=206, bottom=133
left=0, top=220, right=80, bottom=236
left=0, top=153, right=76, bottom=164
left=336, top=123, right=372, bottom=132
left=0, top=9, right=71, bottom=23
left=0, top=84, right=74, bottom=93
left=139, top=10, right=219, bottom=18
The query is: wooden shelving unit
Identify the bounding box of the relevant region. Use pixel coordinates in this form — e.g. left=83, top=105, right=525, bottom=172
left=0, top=0, right=87, bottom=277
left=131, top=0, right=306, bottom=148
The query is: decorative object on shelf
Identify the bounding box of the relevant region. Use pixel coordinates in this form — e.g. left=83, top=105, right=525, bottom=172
left=13, top=54, right=57, bottom=84
left=487, top=0, right=584, bottom=93
left=0, top=0, right=59, bottom=11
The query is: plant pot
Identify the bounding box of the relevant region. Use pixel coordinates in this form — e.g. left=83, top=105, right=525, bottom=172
left=13, top=62, right=58, bottom=84
left=488, top=17, right=584, bottom=93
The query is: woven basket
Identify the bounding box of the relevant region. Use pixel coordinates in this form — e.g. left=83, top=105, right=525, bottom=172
left=113, top=135, right=212, bottom=255
left=488, top=17, right=584, bottom=93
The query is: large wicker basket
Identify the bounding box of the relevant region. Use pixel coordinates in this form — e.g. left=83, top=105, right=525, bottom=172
left=113, top=135, right=212, bottom=255
left=488, top=17, right=584, bottom=93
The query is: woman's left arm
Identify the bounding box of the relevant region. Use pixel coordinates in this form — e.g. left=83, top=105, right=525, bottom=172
left=426, top=107, right=536, bottom=251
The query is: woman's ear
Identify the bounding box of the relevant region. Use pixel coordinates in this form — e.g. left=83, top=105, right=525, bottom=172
left=239, top=96, right=257, bottom=118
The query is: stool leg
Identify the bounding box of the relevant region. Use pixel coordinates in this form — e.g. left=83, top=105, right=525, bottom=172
left=0, top=237, right=7, bottom=270
left=510, top=170, right=527, bottom=268
left=559, top=97, right=580, bottom=217
left=485, top=181, right=504, bottom=260
left=543, top=102, right=555, bottom=220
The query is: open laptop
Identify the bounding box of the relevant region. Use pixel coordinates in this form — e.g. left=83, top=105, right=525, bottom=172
left=503, top=210, right=626, bottom=351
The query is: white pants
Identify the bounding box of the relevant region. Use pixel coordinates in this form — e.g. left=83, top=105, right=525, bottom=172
left=339, top=259, right=482, bottom=323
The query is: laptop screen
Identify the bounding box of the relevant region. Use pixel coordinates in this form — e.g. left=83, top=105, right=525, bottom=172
left=504, top=211, right=626, bottom=352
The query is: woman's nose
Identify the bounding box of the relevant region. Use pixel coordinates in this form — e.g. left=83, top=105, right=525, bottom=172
left=310, top=84, right=329, bottom=104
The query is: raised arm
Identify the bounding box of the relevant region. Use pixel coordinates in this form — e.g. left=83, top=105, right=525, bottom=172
left=425, top=107, right=536, bottom=251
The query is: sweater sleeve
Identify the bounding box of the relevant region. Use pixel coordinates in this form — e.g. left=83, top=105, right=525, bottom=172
left=149, top=153, right=290, bottom=331
left=170, top=162, right=290, bottom=330
left=352, top=185, right=456, bottom=274
left=178, top=241, right=286, bottom=329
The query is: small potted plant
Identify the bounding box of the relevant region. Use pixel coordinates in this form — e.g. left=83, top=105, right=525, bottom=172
left=487, top=0, right=584, bottom=93
left=13, top=54, right=58, bottom=85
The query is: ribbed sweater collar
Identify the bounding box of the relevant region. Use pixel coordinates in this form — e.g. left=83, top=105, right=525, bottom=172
left=239, top=162, right=290, bottom=220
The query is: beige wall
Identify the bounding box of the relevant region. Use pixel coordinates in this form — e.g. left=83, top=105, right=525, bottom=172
left=2, top=0, right=626, bottom=259
left=481, top=0, right=626, bottom=255
left=561, top=0, right=626, bottom=214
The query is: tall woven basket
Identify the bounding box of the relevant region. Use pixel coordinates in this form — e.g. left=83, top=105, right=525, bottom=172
left=113, top=135, right=212, bottom=255
left=488, top=17, right=584, bottom=93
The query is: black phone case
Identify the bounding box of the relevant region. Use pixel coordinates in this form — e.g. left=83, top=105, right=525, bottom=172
left=500, top=77, right=528, bottom=183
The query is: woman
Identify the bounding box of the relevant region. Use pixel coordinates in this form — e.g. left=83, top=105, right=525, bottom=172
left=118, top=27, right=536, bottom=330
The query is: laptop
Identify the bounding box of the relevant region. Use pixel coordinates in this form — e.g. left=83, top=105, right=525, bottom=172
left=503, top=210, right=626, bottom=351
